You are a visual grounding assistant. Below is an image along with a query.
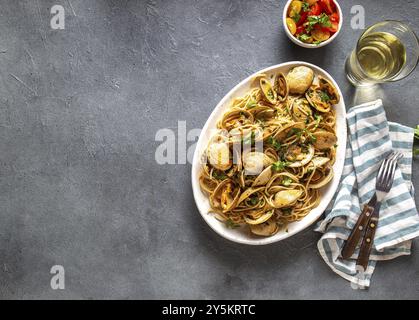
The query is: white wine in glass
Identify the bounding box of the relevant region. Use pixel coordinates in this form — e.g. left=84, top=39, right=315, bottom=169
left=345, top=21, right=418, bottom=86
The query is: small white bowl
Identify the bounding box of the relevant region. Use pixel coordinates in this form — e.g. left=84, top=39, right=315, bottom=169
left=282, top=0, right=343, bottom=48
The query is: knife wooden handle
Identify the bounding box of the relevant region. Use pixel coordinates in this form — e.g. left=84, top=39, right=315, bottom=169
left=356, top=209, right=379, bottom=270
left=341, top=204, right=375, bottom=260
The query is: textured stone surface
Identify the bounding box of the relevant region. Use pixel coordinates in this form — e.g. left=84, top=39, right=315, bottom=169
left=0, top=0, right=418, bottom=299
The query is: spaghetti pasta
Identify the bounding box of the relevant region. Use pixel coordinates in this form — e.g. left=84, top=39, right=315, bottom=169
left=199, top=65, right=339, bottom=237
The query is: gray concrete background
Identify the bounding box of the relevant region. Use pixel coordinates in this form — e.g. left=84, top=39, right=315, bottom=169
left=0, top=0, right=418, bottom=299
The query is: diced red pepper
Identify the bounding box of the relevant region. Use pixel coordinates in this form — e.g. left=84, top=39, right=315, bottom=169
left=329, top=12, right=339, bottom=23
left=296, top=11, right=308, bottom=26
left=319, top=0, right=336, bottom=15
left=308, top=3, right=322, bottom=16
left=296, top=26, right=305, bottom=35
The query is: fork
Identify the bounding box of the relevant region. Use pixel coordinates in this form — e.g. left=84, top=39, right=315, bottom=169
left=341, top=151, right=403, bottom=269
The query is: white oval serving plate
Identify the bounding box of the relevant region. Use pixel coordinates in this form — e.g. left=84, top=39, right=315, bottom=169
left=191, top=61, right=346, bottom=245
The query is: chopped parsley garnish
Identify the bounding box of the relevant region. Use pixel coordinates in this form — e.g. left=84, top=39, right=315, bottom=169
left=313, top=114, right=323, bottom=130
left=245, top=99, right=257, bottom=109
left=302, top=2, right=310, bottom=12
left=282, top=208, right=292, bottom=215
left=250, top=196, right=259, bottom=205
left=306, top=13, right=332, bottom=32
left=319, top=90, right=331, bottom=102
left=287, top=127, right=302, bottom=137
left=292, top=13, right=301, bottom=23
left=298, top=34, right=311, bottom=42
left=272, top=160, right=288, bottom=172
left=213, top=172, right=227, bottom=180
left=267, top=136, right=281, bottom=151
left=282, top=177, right=293, bottom=186
left=225, top=219, right=240, bottom=229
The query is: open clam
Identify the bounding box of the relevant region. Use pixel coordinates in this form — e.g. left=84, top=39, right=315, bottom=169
left=244, top=209, right=274, bottom=225
left=286, top=144, right=315, bottom=168
left=237, top=186, right=265, bottom=205
left=306, top=87, right=331, bottom=113
left=209, top=179, right=241, bottom=212
left=250, top=218, right=279, bottom=236
left=309, top=165, right=334, bottom=189
left=273, top=122, right=305, bottom=141
left=305, top=77, right=339, bottom=113
left=318, top=76, right=340, bottom=104
left=310, top=156, right=330, bottom=168
left=220, top=108, right=253, bottom=130
left=272, top=189, right=303, bottom=208
left=312, top=131, right=337, bottom=149
left=243, top=151, right=274, bottom=175
left=260, top=78, right=277, bottom=105
left=252, top=165, right=273, bottom=187
left=274, top=72, right=288, bottom=102
left=291, top=97, right=312, bottom=122
left=286, top=66, right=314, bottom=95
left=207, top=142, right=231, bottom=171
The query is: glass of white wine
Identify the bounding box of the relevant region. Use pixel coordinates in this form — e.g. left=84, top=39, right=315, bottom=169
left=345, top=21, right=418, bottom=86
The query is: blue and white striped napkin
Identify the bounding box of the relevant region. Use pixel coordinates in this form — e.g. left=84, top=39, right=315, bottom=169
left=315, top=99, right=419, bottom=289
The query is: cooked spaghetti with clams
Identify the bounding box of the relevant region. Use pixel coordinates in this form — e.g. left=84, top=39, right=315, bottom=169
left=199, top=65, right=339, bottom=237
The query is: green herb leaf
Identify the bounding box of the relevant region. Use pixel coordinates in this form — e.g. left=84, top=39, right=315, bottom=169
left=298, top=33, right=311, bottom=42
left=250, top=196, right=259, bottom=205
left=225, top=219, right=240, bottom=229
left=302, top=2, right=310, bottom=12
left=245, top=99, right=257, bottom=109
left=287, top=127, right=302, bottom=138
left=319, top=90, right=331, bottom=102
left=268, top=136, right=281, bottom=151
left=213, top=172, right=227, bottom=180
left=292, top=12, right=301, bottom=23
left=282, top=208, right=292, bottom=215
left=272, top=160, right=288, bottom=172
left=282, top=177, right=293, bottom=186
left=306, top=13, right=332, bottom=31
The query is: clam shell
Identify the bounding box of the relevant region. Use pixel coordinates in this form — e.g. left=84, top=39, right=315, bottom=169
left=250, top=219, right=279, bottom=236
left=245, top=210, right=274, bottom=225
left=286, top=66, right=314, bottom=95
left=318, top=76, right=340, bottom=104
left=305, top=87, right=330, bottom=113
left=291, top=97, right=312, bottom=122
left=312, top=131, right=337, bottom=149
left=274, top=72, right=288, bottom=102
left=272, top=189, right=303, bottom=208
left=287, top=144, right=315, bottom=168
left=243, top=152, right=274, bottom=175
left=260, top=78, right=277, bottom=105
left=309, top=166, right=334, bottom=189
left=207, top=142, right=231, bottom=171
left=252, top=165, right=273, bottom=187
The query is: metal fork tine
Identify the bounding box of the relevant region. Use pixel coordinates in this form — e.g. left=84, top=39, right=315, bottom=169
left=386, top=153, right=403, bottom=189
left=376, top=159, right=388, bottom=186
left=386, top=151, right=396, bottom=161
left=385, top=160, right=397, bottom=190
left=382, top=157, right=394, bottom=185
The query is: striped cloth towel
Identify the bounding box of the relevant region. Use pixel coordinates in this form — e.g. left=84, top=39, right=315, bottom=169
left=315, top=99, right=419, bottom=289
